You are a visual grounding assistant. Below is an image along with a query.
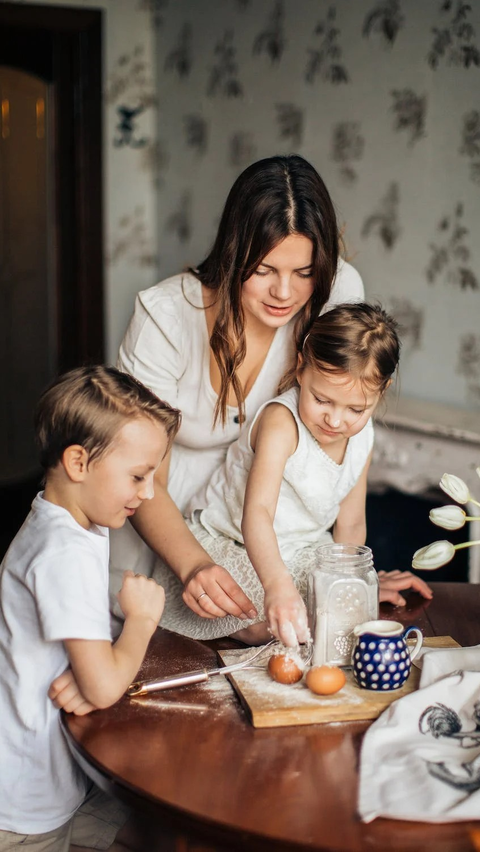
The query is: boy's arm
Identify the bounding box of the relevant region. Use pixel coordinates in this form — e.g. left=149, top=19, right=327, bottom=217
left=242, top=405, right=308, bottom=647
left=48, top=668, right=97, bottom=716
left=64, top=572, right=164, bottom=710
left=332, top=451, right=372, bottom=545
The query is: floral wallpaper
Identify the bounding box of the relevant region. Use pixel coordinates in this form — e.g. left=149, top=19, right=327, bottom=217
left=153, top=0, right=480, bottom=412
left=7, top=0, right=480, bottom=412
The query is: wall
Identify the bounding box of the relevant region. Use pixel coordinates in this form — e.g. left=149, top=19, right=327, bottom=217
left=6, top=0, right=480, bottom=411
left=6, top=0, right=160, bottom=363
left=154, top=0, right=480, bottom=411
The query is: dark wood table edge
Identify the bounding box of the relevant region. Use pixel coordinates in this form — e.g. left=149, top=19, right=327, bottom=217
left=62, top=586, right=480, bottom=852
left=63, top=716, right=332, bottom=852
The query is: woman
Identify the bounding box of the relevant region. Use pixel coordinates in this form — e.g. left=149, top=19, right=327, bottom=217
left=110, top=154, right=416, bottom=626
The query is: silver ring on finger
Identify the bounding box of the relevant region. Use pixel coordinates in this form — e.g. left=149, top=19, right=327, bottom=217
left=197, top=592, right=208, bottom=603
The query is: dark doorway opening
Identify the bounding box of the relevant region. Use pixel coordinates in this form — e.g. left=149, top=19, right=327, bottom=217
left=0, top=3, right=103, bottom=557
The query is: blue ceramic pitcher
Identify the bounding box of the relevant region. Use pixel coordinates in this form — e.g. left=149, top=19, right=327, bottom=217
left=352, top=620, right=423, bottom=691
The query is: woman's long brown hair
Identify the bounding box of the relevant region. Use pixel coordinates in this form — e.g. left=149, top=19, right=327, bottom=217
left=190, top=155, right=340, bottom=426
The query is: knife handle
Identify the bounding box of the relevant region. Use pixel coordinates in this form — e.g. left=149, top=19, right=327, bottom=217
left=127, top=668, right=210, bottom=697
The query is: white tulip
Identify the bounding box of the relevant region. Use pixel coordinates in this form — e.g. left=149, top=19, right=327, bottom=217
left=439, top=473, right=470, bottom=505
left=412, top=540, right=456, bottom=571
left=429, top=505, right=466, bottom=530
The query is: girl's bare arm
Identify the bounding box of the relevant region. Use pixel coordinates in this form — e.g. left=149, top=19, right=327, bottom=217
left=242, top=405, right=308, bottom=646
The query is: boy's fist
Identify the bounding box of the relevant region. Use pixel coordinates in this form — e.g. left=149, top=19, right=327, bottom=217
left=117, top=570, right=165, bottom=626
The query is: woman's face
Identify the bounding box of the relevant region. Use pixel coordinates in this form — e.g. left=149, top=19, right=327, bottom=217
left=241, top=234, right=314, bottom=331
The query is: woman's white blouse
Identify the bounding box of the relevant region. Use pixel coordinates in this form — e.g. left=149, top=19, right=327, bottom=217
left=118, top=260, right=364, bottom=515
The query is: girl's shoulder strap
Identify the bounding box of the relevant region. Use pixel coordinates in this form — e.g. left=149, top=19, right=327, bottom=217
left=247, top=387, right=301, bottom=449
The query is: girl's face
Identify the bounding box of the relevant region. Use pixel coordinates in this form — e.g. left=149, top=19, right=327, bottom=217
left=297, top=365, right=381, bottom=448
left=241, top=234, right=314, bottom=331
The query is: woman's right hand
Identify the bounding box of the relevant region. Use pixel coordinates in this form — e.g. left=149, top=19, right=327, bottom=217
left=182, top=561, right=257, bottom=620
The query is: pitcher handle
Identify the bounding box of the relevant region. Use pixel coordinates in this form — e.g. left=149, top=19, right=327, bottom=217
left=403, top=626, right=423, bottom=662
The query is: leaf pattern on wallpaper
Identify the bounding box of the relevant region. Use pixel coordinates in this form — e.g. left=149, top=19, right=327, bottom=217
left=109, top=207, right=158, bottom=268
left=140, top=139, right=169, bottom=189
left=229, top=132, right=257, bottom=167
left=276, top=103, right=304, bottom=148
left=426, top=204, right=478, bottom=289
left=305, top=6, right=350, bottom=85
left=114, top=106, right=148, bottom=148
left=106, top=45, right=157, bottom=108
left=164, top=23, right=193, bottom=78
left=361, top=183, right=400, bottom=249
left=331, top=121, right=364, bottom=183
left=165, top=192, right=192, bottom=243
left=459, top=110, right=480, bottom=185
left=391, top=89, right=427, bottom=146
left=253, top=1, right=286, bottom=63
left=389, top=297, right=424, bottom=350
left=208, top=31, right=243, bottom=97
left=138, top=0, right=169, bottom=30
left=428, top=1, right=480, bottom=70
left=184, top=115, right=209, bottom=155
left=457, top=333, right=480, bottom=403
left=362, top=0, right=405, bottom=45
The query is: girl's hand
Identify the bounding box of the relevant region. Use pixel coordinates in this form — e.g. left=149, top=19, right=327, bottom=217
left=264, top=578, right=309, bottom=647
left=48, top=668, right=96, bottom=715
left=117, top=570, right=165, bottom=627
left=378, top=570, right=433, bottom=606
left=182, top=562, right=257, bottom=620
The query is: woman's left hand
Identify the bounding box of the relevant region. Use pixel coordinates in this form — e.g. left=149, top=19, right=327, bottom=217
left=182, top=561, right=258, bottom=620
left=48, top=668, right=96, bottom=715
left=378, top=569, right=433, bottom=606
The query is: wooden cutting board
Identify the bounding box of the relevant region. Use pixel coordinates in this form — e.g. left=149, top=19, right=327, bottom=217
left=217, top=636, right=459, bottom=728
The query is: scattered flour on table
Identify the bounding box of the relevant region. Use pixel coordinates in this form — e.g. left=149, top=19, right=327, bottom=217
left=220, top=646, right=364, bottom=709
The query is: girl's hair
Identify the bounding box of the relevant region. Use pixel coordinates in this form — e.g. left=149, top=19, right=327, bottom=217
left=191, top=154, right=340, bottom=426
left=296, top=303, right=400, bottom=393
left=35, top=365, right=181, bottom=472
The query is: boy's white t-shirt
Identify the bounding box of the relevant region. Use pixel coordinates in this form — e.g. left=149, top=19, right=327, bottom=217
left=0, top=493, right=112, bottom=834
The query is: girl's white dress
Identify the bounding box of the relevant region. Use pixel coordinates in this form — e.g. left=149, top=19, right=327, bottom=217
left=148, top=387, right=374, bottom=640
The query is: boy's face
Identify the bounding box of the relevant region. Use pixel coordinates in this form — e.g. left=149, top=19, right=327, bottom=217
left=78, top=417, right=168, bottom=530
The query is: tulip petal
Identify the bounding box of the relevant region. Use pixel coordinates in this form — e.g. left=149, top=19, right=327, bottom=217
left=429, top=505, right=466, bottom=530
left=412, top=540, right=456, bottom=571
left=439, top=473, right=470, bottom=505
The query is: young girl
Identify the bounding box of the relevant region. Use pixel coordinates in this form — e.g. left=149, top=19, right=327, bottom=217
left=155, top=303, right=431, bottom=646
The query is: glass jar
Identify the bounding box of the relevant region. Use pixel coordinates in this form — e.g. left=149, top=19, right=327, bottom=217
left=307, top=544, right=379, bottom=667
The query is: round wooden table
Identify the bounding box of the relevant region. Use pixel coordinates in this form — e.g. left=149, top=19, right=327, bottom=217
left=63, top=583, right=480, bottom=851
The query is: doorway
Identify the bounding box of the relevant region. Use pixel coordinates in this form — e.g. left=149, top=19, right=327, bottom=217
left=0, top=3, right=103, bottom=555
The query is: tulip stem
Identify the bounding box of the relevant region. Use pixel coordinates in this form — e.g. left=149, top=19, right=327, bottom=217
left=453, top=539, right=480, bottom=552
left=470, top=499, right=480, bottom=509
left=465, top=516, right=480, bottom=522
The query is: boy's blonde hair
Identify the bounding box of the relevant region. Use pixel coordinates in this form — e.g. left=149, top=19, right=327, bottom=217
left=35, top=365, right=181, bottom=472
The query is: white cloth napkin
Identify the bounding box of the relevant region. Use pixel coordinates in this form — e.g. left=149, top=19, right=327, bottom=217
left=358, top=645, right=480, bottom=823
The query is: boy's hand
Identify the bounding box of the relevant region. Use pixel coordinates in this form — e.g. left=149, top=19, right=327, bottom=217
left=378, top=570, right=433, bottom=606
left=117, top=570, right=165, bottom=626
left=48, top=668, right=97, bottom=715
left=264, top=577, right=309, bottom=647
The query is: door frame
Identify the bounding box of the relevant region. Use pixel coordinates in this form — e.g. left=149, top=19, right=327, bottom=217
left=0, top=2, right=104, bottom=368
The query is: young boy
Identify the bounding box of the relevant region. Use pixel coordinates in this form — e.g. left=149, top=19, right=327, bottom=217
left=0, top=365, right=180, bottom=851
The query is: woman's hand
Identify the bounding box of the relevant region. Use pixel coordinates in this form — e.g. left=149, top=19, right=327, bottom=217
left=48, top=668, right=96, bottom=716
left=182, top=561, right=257, bottom=620
left=263, top=577, right=309, bottom=647
left=378, top=570, right=433, bottom=606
